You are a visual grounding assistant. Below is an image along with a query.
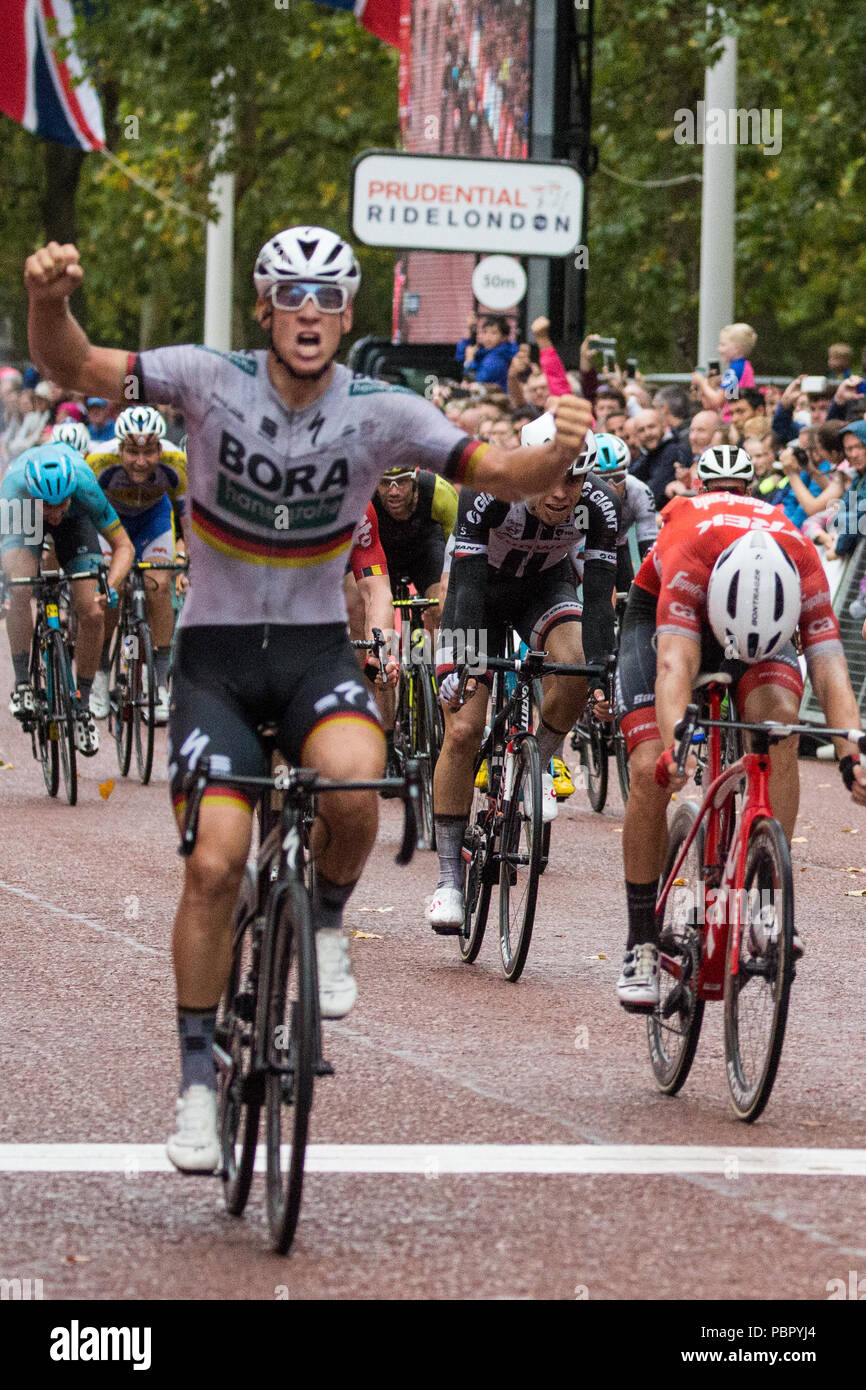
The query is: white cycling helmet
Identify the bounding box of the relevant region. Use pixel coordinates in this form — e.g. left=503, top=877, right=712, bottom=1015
left=520, top=411, right=597, bottom=477
left=115, top=405, right=166, bottom=444
left=707, top=530, right=801, bottom=663
left=253, top=226, right=361, bottom=300
left=696, top=443, right=754, bottom=485
left=50, top=421, right=91, bottom=456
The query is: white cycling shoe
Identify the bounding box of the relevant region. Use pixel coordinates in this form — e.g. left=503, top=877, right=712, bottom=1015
left=525, top=772, right=558, bottom=823
left=154, top=684, right=171, bottom=726
left=166, top=1084, right=219, bottom=1173
left=426, top=884, right=465, bottom=935
left=316, top=928, right=358, bottom=1019
left=89, top=670, right=110, bottom=720
left=74, top=708, right=100, bottom=757
left=617, top=943, right=660, bottom=1012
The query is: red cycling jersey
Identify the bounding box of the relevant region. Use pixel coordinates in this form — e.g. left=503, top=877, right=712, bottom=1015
left=348, top=503, right=389, bottom=583
left=634, top=491, right=842, bottom=664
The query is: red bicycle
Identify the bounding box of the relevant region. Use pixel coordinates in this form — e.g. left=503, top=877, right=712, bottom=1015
left=649, top=675, right=866, bottom=1122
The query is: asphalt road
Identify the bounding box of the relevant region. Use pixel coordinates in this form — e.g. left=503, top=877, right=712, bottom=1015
left=1, top=642, right=865, bottom=1305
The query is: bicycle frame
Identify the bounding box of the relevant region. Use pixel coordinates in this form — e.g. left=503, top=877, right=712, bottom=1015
left=655, top=683, right=775, bottom=1000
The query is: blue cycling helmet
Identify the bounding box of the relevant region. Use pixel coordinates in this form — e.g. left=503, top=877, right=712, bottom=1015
left=21, top=443, right=79, bottom=504
left=593, top=432, right=630, bottom=478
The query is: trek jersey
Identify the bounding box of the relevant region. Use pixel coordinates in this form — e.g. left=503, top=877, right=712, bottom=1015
left=634, top=491, right=842, bottom=663
left=348, top=503, right=388, bottom=581
left=0, top=455, right=121, bottom=538
left=130, top=349, right=485, bottom=628
left=86, top=442, right=188, bottom=522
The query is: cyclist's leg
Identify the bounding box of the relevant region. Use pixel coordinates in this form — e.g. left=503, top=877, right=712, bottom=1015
left=137, top=501, right=176, bottom=692
left=736, top=647, right=803, bottom=840
left=524, top=576, right=587, bottom=768
left=409, top=533, right=446, bottom=639
left=1, top=542, right=39, bottom=692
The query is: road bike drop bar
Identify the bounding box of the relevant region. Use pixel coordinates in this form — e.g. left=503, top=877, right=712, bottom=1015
left=673, top=705, right=866, bottom=776
left=178, top=755, right=427, bottom=864
left=453, top=650, right=607, bottom=706
left=350, top=625, right=391, bottom=686
left=7, top=564, right=114, bottom=600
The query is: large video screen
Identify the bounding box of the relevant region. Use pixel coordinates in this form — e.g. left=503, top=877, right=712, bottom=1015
left=399, top=0, right=533, bottom=344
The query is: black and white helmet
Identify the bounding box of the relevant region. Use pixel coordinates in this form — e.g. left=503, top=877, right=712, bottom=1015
left=707, top=530, right=801, bottom=663
left=520, top=411, right=597, bottom=476
left=253, top=226, right=361, bottom=299
left=696, top=444, right=754, bottom=485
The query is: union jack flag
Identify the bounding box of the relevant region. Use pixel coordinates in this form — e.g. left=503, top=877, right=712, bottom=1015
left=309, top=0, right=402, bottom=50
left=0, top=0, right=104, bottom=150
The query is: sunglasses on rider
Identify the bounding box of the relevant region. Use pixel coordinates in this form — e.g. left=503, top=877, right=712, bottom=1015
left=269, top=282, right=348, bottom=313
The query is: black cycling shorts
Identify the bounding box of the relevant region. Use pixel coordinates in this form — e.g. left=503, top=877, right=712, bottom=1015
left=386, top=532, right=446, bottom=597
left=615, top=586, right=803, bottom=754
left=439, top=559, right=582, bottom=670
left=1, top=509, right=102, bottom=573
left=168, top=623, right=383, bottom=810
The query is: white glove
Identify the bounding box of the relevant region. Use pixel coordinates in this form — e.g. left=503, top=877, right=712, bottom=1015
left=439, top=671, right=461, bottom=706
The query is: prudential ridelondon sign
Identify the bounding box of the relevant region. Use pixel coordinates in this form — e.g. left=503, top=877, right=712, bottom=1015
left=351, top=150, right=584, bottom=258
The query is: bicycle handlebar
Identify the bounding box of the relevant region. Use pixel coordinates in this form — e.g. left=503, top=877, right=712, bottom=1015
left=350, top=626, right=390, bottom=686
left=178, top=755, right=424, bottom=864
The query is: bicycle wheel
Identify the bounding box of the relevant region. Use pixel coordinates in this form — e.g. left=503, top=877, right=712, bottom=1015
left=217, top=866, right=263, bottom=1216
left=49, top=630, right=77, bottom=806
left=723, top=816, right=794, bottom=1123
left=110, top=626, right=133, bottom=777
left=32, top=639, right=58, bottom=797
left=648, top=801, right=705, bottom=1094
left=413, top=669, right=438, bottom=847
left=459, top=779, right=493, bottom=963
left=499, top=736, right=543, bottom=981
left=132, top=621, right=156, bottom=785
left=264, top=881, right=317, bottom=1254
left=614, top=726, right=631, bottom=804
left=579, top=715, right=608, bottom=813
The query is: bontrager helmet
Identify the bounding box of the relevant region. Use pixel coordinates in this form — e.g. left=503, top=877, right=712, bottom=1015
left=593, top=431, right=630, bottom=479
left=707, top=530, right=801, bottom=663
left=50, top=421, right=91, bottom=456
left=696, top=444, right=754, bottom=485
left=21, top=443, right=78, bottom=504
left=253, top=226, right=361, bottom=302
left=520, top=411, right=598, bottom=476
left=115, top=405, right=166, bottom=444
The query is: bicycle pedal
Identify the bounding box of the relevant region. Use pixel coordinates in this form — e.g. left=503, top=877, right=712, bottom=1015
left=316, top=1058, right=335, bottom=1078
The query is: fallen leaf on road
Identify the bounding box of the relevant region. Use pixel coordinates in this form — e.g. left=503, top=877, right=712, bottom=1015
left=98, top=779, right=115, bottom=800
left=817, top=784, right=831, bottom=788
left=585, top=954, right=607, bottom=961
left=791, top=836, right=807, bottom=843
left=65, top=1254, right=91, bottom=1264
left=845, top=867, right=863, bottom=874
left=351, top=930, right=383, bottom=939
left=673, top=878, right=687, bottom=886
left=844, top=889, right=866, bottom=897
left=358, top=906, right=394, bottom=913
left=611, top=827, right=623, bottom=834
left=0, top=760, right=14, bottom=770
left=842, top=828, right=859, bottom=834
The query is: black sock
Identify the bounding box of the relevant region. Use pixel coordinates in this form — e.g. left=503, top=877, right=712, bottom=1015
left=434, top=815, right=466, bottom=892
left=12, top=653, right=29, bottom=685
left=314, top=874, right=357, bottom=932
left=77, top=675, right=93, bottom=705
left=177, top=1005, right=218, bottom=1092
left=626, top=879, right=659, bottom=949
left=99, top=636, right=112, bottom=670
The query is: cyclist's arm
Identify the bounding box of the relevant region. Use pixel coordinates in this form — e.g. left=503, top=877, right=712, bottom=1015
left=655, top=631, right=701, bottom=749
left=25, top=245, right=130, bottom=398
left=431, top=475, right=459, bottom=539
left=101, top=520, right=134, bottom=594
left=808, top=654, right=866, bottom=798
left=581, top=485, right=620, bottom=665
left=356, top=570, right=394, bottom=643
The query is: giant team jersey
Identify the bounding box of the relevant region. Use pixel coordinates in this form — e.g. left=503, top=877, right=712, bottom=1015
left=634, top=491, right=842, bottom=662
left=131, top=349, right=485, bottom=628
left=451, top=476, right=620, bottom=577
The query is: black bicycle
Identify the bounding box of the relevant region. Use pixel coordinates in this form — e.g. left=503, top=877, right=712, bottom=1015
left=391, top=581, right=443, bottom=847
left=109, top=559, right=187, bottom=784
left=7, top=567, right=110, bottom=805
left=458, top=649, right=603, bottom=981
left=571, top=595, right=630, bottom=812
left=180, top=753, right=423, bottom=1254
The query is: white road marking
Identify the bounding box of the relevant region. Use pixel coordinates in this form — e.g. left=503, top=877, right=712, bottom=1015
left=0, top=880, right=163, bottom=957
left=0, top=1143, right=865, bottom=1176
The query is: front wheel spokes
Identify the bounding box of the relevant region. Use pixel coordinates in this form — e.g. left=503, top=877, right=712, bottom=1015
left=132, top=621, right=156, bottom=785
left=49, top=630, right=77, bottom=806
left=33, top=641, right=58, bottom=797
left=498, top=737, right=543, bottom=981
left=647, top=800, right=705, bottom=1095
left=264, top=882, right=317, bottom=1255
left=723, top=817, right=794, bottom=1123
left=218, top=866, right=262, bottom=1216
left=459, top=779, right=493, bottom=963
left=110, top=624, right=133, bottom=777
